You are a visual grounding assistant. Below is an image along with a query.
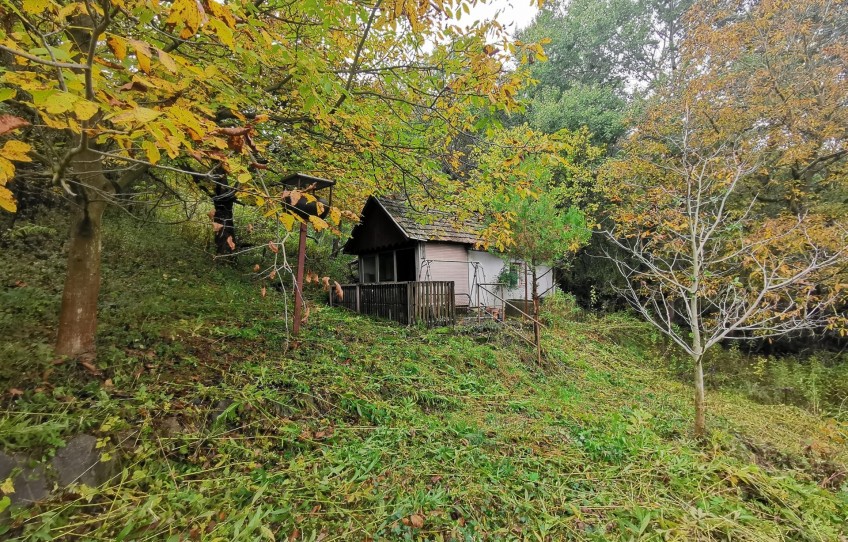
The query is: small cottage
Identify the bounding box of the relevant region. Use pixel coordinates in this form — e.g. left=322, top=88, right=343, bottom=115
left=342, top=196, right=554, bottom=312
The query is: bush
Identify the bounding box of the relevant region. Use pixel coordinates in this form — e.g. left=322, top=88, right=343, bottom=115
left=540, top=289, right=582, bottom=326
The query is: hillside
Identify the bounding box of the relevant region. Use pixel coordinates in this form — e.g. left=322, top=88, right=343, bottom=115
left=1, top=213, right=846, bottom=541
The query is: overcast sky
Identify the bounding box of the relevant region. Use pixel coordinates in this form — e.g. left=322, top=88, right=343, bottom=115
left=450, top=0, right=540, bottom=36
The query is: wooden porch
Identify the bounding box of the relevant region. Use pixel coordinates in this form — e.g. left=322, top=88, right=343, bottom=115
left=329, top=281, right=455, bottom=327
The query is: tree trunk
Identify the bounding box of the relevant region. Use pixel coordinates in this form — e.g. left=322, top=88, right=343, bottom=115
left=212, top=175, right=237, bottom=255
left=56, top=150, right=109, bottom=358
left=694, top=355, right=706, bottom=438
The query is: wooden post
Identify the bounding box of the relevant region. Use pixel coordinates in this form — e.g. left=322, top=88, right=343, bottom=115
left=355, top=284, right=361, bottom=313
left=407, top=282, right=413, bottom=325
left=450, top=282, right=455, bottom=324
left=292, top=221, right=307, bottom=335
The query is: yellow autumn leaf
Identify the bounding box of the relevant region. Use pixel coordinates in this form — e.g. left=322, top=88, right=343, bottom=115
left=142, top=140, right=161, bottom=164
left=329, top=206, right=341, bottom=225
left=1, top=140, right=32, bottom=162
left=57, top=1, right=82, bottom=21
left=166, top=0, right=208, bottom=39
left=0, top=185, right=15, bottom=213
left=309, top=214, right=328, bottom=231
left=106, top=35, right=128, bottom=61
left=167, top=106, right=204, bottom=138
left=41, top=92, right=76, bottom=115
left=0, top=157, right=14, bottom=183
left=278, top=211, right=295, bottom=231
left=73, top=99, right=99, bottom=121
left=131, top=40, right=152, bottom=73
left=157, top=49, right=177, bottom=73
left=22, top=0, right=52, bottom=14
left=206, top=0, right=236, bottom=28
left=207, top=19, right=234, bottom=49
left=110, top=107, right=161, bottom=125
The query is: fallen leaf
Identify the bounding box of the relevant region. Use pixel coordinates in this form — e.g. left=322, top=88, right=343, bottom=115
left=8, top=388, right=23, bottom=397
left=80, top=360, right=101, bottom=375
left=409, top=514, right=425, bottom=528
left=253, top=264, right=260, bottom=272
left=268, top=241, right=279, bottom=253
left=226, top=236, right=235, bottom=251
left=1, top=477, right=15, bottom=494
left=301, top=305, right=310, bottom=324
left=207, top=209, right=215, bottom=220
left=261, top=286, right=267, bottom=298
left=334, top=281, right=343, bottom=301
left=212, top=222, right=223, bottom=232
left=269, top=269, right=276, bottom=280
left=321, top=276, right=330, bottom=291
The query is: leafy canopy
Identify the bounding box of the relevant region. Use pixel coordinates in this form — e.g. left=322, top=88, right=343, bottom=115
left=0, top=0, right=540, bottom=223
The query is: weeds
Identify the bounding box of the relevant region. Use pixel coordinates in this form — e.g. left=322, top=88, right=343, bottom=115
left=0, top=213, right=845, bottom=540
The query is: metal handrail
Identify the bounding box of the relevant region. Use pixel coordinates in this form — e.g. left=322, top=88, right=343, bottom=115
left=477, top=285, right=546, bottom=329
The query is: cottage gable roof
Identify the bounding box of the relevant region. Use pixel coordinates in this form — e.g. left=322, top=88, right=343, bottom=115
left=343, top=196, right=484, bottom=254
left=376, top=197, right=482, bottom=245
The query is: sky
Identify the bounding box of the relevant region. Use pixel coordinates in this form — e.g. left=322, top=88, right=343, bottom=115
left=450, top=0, right=540, bottom=36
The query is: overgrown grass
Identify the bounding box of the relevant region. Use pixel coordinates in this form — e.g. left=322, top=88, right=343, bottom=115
left=0, top=211, right=846, bottom=540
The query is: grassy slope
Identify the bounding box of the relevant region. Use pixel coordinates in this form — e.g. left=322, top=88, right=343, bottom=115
left=0, top=212, right=846, bottom=541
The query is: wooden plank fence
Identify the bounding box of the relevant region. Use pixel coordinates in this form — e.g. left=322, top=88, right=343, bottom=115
left=329, top=281, right=455, bottom=327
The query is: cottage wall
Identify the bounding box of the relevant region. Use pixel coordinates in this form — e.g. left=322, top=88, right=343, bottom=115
left=468, top=250, right=554, bottom=304
left=420, top=242, right=470, bottom=305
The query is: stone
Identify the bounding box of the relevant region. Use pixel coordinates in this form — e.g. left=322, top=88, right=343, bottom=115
left=0, top=451, right=49, bottom=506
left=52, top=435, right=116, bottom=487
left=158, top=416, right=183, bottom=437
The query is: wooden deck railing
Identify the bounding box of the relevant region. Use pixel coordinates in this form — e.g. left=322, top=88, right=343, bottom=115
left=329, top=281, right=455, bottom=327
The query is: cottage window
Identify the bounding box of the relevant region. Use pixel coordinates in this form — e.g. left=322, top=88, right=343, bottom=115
left=395, top=248, right=416, bottom=281
left=362, top=255, right=377, bottom=283
left=379, top=251, right=396, bottom=282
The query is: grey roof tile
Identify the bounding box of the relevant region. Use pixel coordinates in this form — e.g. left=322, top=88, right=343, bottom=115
left=376, top=197, right=483, bottom=245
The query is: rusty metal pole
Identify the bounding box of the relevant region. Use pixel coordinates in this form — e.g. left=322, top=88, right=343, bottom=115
left=524, top=263, right=528, bottom=322
left=292, top=221, right=307, bottom=335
